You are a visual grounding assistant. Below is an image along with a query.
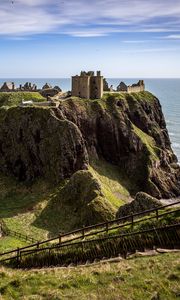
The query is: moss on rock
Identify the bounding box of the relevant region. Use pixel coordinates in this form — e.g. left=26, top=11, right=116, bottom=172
left=116, top=192, right=162, bottom=218
left=61, top=93, right=180, bottom=198
left=34, top=170, right=116, bottom=234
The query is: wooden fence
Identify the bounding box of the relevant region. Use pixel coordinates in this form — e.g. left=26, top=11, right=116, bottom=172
left=18, top=223, right=180, bottom=268
left=0, top=219, right=38, bottom=244
left=0, top=200, right=179, bottom=267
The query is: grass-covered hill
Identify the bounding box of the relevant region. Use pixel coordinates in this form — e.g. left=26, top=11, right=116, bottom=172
left=0, top=157, right=130, bottom=252
left=0, top=91, right=179, bottom=253
left=0, top=92, right=45, bottom=108
left=0, top=91, right=179, bottom=299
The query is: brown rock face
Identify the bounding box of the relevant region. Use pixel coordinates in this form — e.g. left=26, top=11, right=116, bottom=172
left=0, top=107, right=88, bottom=182
left=59, top=93, right=180, bottom=198
left=0, top=91, right=179, bottom=199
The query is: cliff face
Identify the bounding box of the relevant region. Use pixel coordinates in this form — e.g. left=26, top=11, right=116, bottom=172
left=0, top=91, right=179, bottom=199
left=59, top=92, right=180, bottom=198
left=0, top=107, right=88, bottom=182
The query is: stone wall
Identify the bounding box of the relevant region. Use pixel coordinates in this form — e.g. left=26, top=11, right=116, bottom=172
left=116, top=80, right=145, bottom=93
left=72, top=71, right=103, bottom=99
left=127, top=80, right=145, bottom=93
left=72, top=75, right=90, bottom=98
left=90, top=76, right=103, bottom=99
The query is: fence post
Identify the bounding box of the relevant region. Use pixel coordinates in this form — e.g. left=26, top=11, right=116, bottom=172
left=16, top=248, right=20, bottom=264
left=131, top=214, right=134, bottom=228
left=81, top=242, right=84, bottom=253
left=59, top=235, right=61, bottom=244
left=48, top=248, right=51, bottom=267
left=82, top=226, right=85, bottom=239
left=37, top=241, right=40, bottom=249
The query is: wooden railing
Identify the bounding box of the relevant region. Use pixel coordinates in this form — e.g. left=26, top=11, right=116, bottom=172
left=0, top=219, right=38, bottom=244
left=0, top=200, right=179, bottom=265
left=3, top=223, right=180, bottom=268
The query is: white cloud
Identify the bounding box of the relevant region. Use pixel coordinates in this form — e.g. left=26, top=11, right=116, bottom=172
left=0, top=0, right=180, bottom=36
left=165, top=34, right=180, bottom=39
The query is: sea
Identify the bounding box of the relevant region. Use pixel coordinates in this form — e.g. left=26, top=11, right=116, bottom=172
left=0, top=78, right=180, bottom=162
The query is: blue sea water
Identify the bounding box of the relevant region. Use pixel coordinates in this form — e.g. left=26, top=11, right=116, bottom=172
left=0, top=78, right=180, bottom=161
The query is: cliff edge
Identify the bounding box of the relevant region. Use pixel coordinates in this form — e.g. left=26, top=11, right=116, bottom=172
left=60, top=92, right=180, bottom=199
left=0, top=91, right=179, bottom=200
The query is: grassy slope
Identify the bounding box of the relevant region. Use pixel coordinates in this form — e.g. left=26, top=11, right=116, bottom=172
left=0, top=91, right=169, bottom=251
left=0, top=253, right=179, bottom=299
left=0, top=237, right=26, bottom=253
left=89, top=159, right=133, bottom=205
left=0, top=92, right=179, bottom=298
left=0, top=157, right=131, bottom=252
left=0, top=92, right=45, bottom=108
left=0, top=173, right=58, bottom=244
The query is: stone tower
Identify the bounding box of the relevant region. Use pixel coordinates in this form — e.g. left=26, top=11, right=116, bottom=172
left=72, top=71, right=103, bottom=99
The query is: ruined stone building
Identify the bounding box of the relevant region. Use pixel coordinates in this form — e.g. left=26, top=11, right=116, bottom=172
left=19, top=82, right=37, bottom=91
left=72, top=71, right=103, bottom=99
left=42, top=83, right=52, bottom=90
left=0, top=82, right=16, bottom=92
left=117, top=80, right=145, bottom=93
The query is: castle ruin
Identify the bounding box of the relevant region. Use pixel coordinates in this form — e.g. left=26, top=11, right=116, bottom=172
left=117, top=80, right=145, bottom=93
left=0, top=81, right=62, bottom=98
left=72, top=71, right=103, bottom=99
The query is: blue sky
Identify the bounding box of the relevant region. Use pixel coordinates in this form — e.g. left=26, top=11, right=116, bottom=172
left=0, top=0, right=180, bottom=78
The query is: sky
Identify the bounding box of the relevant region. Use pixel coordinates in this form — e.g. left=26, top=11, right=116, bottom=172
left=0, top=0, right=180, bottom=78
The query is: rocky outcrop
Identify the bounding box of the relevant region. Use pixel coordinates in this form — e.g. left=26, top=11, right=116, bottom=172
left=0, top=107, right=88, bottom=182
left=116, top=192, right=162, bottom=218
left=59, top=92, right=180, bottom=198
left=40, top=88, right=60, bottom=98
left=0, top=91, right=179, bottom=199
left=35, top=170, right=116, bottom=233
left=103, top=78, right=110, bottom=91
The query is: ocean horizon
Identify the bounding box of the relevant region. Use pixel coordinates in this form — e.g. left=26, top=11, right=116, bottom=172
left=0, top=78, right=179, bottom=162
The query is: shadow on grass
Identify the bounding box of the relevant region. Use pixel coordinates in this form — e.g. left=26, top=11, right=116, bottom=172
left=0, top=173, right=57, bottom=219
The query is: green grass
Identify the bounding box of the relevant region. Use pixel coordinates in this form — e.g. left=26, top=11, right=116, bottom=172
left=90, top=158, right=136, bottom=201
left=0, top=253, right=179, bottom=299
left=0, top=160, right=130, bottom=252
left=0, top=173, right=60, bottom=248
left=34, top=170, right=116, bottom=235
left=0, top=237, right=26, bottom=253
left=133, top=124, right=160, bottom=161
left=0, top=92, right=45, bottom=108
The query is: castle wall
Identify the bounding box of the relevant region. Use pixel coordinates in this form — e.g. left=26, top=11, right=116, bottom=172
left=72, top=76, right=90, bottom=98
left=72, top=71, right=103, bottom=99
left=127, top=85, right=144, bottom=93
left=90, top=76, right=103, bottom=99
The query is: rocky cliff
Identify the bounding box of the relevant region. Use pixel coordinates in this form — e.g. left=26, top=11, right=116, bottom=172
left=0, top=91, right=179, bottom=199
left=59, top=92, right=180, bottom=198
left=0, top=107, right=88, bottom=183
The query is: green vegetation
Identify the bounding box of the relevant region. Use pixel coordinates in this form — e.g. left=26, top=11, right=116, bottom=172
left=131, top=91, right=157, bottom=103
left=133, top=124, right=160, bottom=161
left=0, top=237, right=26, bottom=253
left=15, top=206, right=179, bottom=269
left=0, top=173, right=57, bottom=246
left=0, top=92, right=45, bottom=108
left=89, top=159, right=133, bottom=204
left=34, top=170, right=116, bottom=235
left=0, top=159, right=132, bottom=252
left=0, top=253, right=179, bottom=299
